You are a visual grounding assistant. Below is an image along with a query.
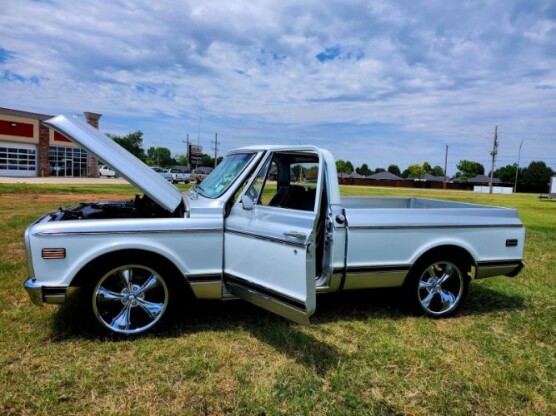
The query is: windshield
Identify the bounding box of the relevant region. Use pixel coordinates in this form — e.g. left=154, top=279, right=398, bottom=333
left=197, top=152, right=256, bottom=198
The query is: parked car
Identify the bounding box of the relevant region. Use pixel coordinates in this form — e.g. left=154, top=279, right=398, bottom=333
left=162, top=168, right=191, bottom=184
left=160, top=169, right=173, bottom=182
left=150, top=166, right=165, bottom=173
left=99, top=165, right=118, bottom=178
left=191, top=166, right=213, bottom=182
left=24, top=115, right=525, bottom=336
left=172, top=168, right=191, bottom=184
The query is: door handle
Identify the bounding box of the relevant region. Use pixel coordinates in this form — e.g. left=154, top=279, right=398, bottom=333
left=284, top=231, right=307, bottom=240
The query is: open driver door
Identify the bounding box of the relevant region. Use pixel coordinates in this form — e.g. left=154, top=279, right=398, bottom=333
left=223, top=149, right=324, bottom=324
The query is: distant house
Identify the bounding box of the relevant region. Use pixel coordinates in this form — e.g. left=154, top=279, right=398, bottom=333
left=338, top=171, right=366, bottom=179
left=451, top=175, right=501, bottom=183
left=422, top=173, right=449, bottom=182
left=367, top=171, right=402, bottom=180
left=467, top=174, right=501, bottom=184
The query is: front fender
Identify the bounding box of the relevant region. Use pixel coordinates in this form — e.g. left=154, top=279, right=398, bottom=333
left=29, top=225, right=223, bottom=287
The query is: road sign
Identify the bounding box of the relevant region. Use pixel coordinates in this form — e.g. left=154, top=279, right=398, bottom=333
left=189, top=144, right=203, bottom=164
left=189, top=144, right=202, bottom=155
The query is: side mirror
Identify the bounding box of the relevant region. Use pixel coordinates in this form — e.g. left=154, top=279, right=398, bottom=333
left=241, top=194, right=255, bottom=210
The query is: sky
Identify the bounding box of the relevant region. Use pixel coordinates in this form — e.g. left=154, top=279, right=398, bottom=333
left=1, top=0, right=555, bottom=175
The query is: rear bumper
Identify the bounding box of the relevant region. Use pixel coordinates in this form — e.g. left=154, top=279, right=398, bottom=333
left=24, top=277, right=67, bottom=306
left=505, top=261, right=525, bottom=277
left=476, top=260, right=525, bottom=279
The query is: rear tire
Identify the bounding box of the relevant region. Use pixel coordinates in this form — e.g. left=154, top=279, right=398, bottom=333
left=80, top=257, right=176, bottom=335
left=405, top=255, right=469, bottom=318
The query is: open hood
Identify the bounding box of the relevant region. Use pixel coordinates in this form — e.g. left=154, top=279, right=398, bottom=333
left=44, top=115, right=183, bottom=213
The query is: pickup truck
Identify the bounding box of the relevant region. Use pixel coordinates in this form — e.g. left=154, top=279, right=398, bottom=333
left=165, top=168, right=191, bottom=184
left=160, top=168, right=190, bottom=183
left=23, top=115, right=525, bottom=335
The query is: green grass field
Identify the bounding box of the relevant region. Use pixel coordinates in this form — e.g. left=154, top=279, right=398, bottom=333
left=0, top=184, right=554, bottom=415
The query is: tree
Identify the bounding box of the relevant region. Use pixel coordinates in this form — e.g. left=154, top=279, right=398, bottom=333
left=175, top=154, right=189, bottom=166
left=356, top=163, right=372, bottom=176
left=336, top=159, right=347, bottom=177
left=456, top=160, right=485, bottom=180
left=493, top=164, right=517, bottom=184
left=146, top=146, right=174, bottom=167
left=432, top=165, right=445, bottom=177
left=108, top=131, right=146, bottom=161
left=374, top=168, right=386, bottom=173
left=388, top=164, right=401, bottom=177
left=201, top=153, right=214, bottom=167
left=422, top=161, right=432, bottom=174
left=345, top=161, right=354, bottom=175
left=520, top=161, right=553, bottom=192
left=407, top=163, right=426, bottom=179
left=199, top=153, right=223, bottom=167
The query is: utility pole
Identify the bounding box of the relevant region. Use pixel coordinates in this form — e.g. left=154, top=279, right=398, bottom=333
left=443, top=144, right=448, bottom=189
left=489, top=126, right=499, bottom=194
left=182, top=133, right=190, bottom=170
left=211, top=132, right=219, bottom=168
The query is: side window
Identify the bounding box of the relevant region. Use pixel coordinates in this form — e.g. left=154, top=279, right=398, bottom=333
left=258, top=161, right=278, bottom=205
left=245, top=152, right=319, bottom=212
left=245, top=156, right=273, bottom=204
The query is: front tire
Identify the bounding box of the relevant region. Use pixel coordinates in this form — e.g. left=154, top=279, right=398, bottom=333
left=82, top=261, right=172, bottom=335
left=406, top=256, right=469, bottom=317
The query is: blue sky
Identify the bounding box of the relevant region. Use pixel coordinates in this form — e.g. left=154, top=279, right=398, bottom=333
left=1, top=0, right=555, bottom=174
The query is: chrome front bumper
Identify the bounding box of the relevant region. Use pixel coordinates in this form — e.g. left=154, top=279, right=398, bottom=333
left=24, top=277, right=67, bottom=306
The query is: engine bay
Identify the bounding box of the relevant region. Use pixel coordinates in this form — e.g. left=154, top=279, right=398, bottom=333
left=49, top=194, right=183, bottom=221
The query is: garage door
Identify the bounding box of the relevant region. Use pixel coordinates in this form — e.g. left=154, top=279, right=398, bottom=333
left=0, top=141, right=37, bottom=177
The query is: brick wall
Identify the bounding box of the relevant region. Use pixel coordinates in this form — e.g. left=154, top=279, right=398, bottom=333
left=38, top=122, right=50, bottom=177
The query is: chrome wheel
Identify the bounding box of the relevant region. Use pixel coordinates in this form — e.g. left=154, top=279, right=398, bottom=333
left=417, top=261, right=464, bottom=316
left=92, top=264, right=169, bottom=335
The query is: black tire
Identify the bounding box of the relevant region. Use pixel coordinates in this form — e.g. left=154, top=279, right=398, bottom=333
left=404, top=254, right=470, bottom=318
left=80, top=256, right=177, bottom=335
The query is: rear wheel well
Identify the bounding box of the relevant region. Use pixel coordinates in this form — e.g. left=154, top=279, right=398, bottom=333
left=71, top=249, right=192, bottom=294
left=409, top=245, right=476, bottom=282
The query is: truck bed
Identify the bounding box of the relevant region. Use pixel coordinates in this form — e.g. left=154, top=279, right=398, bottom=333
left=342, top=196, right=496, bottom=210
left=341, top=197, right=522, bottom=228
